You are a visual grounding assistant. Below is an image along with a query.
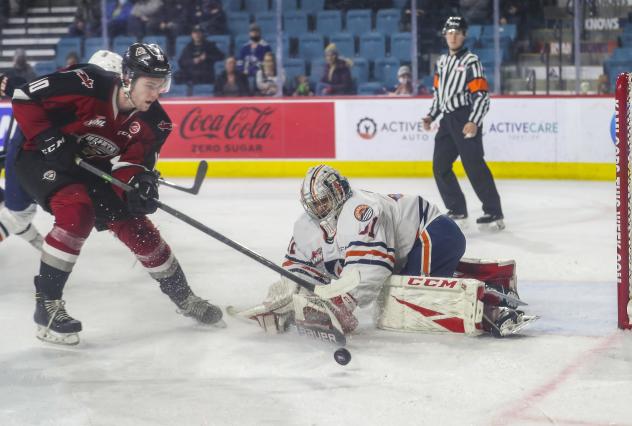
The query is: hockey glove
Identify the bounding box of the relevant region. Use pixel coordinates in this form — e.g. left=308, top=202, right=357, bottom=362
left=38, top=132, right=81, bottom=172
left=127, top=171, right=159, bottom=215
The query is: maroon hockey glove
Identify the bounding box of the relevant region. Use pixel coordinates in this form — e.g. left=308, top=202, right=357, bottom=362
left=127, top=171, right=159, bottom=215
left=38, top=132, right=81, bottom=172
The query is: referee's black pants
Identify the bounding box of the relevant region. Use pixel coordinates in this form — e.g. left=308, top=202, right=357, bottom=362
left=432, top=107, right=502, bottom=216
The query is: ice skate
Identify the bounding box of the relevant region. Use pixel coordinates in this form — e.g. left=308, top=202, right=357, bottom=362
left=489, top=308, right=538, bottom=338
left=34, top=293, right=82, bottom=345
left=476, top=213, right=505, bottom=231
left=177, top=294, right=226, bottom=328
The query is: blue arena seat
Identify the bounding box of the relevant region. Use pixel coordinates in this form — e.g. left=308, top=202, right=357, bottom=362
left=83, top=37, right=106, bottom=61
left=357, top=81, right=385, bottom=95
left=222, top=0, right=242, bottom=12
left=34, top=61, right=57, bottom=76
left=191, top=84, right=214, bottom=97
left=283, top=11, right=308, bottom=37
left=175, top=35, right=191, bottom=58
left=214, top=60, right=226, bottom=77
left=208, top=35, right=231, bottom=56
left=376, top=9, right=400, bottom=34
left=329, top=33, right=355, bottom=58
left=390, top=32, right=412, bottom=62
left=350, top=56, right=368, bottom=83
left=55, top=37, right=82, bottom=67
left=244, top=0, right=269, bottom=14
left=254, top=12, right=278, bottom=38
left=282, top=0, right=299, bottom=11
left=227, top=12, right=250, bottom=36
left=346, top=9, right=372, bottom=36
left=359, top=32, right=386, bottom=60
left=301, top=0, right=325, bottom=14
left=268, top=34, right=290, bottom=59
left=309, top=57, right=326, bottom=84
left=112, top=36, right=136, bottom=56
left=283, top=58, right=306, bottom=89
left=298, top=33, right=324, bottom=60
left=374, top=57, right=400, bottom=87
left=316, top=10, right=342, bottom=35
left=467, top=25, right=483, bottom=41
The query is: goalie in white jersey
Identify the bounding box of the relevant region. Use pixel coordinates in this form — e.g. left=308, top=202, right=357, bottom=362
left=238, top=165, right=535, bottom=338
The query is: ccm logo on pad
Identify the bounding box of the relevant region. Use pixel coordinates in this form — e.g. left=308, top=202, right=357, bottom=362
left=406, top=277, right=458, bottom=288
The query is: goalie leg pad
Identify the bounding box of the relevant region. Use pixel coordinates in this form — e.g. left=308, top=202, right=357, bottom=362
left=455, top=258, right=517, bottom=292
left=377, top=275, right=485, bottom=335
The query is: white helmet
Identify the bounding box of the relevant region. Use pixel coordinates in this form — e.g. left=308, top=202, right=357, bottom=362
left=88, top=50, right=123, bottom=75
left=300, top=164, right=352, bottom=222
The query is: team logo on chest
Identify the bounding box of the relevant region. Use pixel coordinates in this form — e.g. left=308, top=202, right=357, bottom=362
left=83, top=116, right=107, bottom=128
left=354, top=204, right=374, bottom=222
left=74, top=69, right=94, bottom=89
left=43, top=170, right=56, bottom=181
left=79, top=133, right=120, bottom=157
left=129, top=121, right=141, bottom=134
left=157, top=120, right=172, bottom=131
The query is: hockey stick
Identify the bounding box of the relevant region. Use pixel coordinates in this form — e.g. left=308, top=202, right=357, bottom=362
left=158, top=160, right=208, bottom=195
left=75, top=157, right=359, bottom=299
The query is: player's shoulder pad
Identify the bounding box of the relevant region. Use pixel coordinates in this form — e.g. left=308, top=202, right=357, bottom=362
left=340, top=190, right=382, bottom=224
left=138, top=101, right=173, bottom=144
left=14, top=63, right=115, bottom=102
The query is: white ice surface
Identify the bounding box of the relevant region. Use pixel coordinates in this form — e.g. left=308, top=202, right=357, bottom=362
left=1, top=177, right=631, bottom=426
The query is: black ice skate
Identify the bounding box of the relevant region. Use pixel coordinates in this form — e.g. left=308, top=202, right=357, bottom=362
left=476, top=213, right=505, bottom=231
left=176, top=294, right=226, bottom=328
left=489, top=307, right=538, bottom=338
left=34, top=293, right=82, bottom=345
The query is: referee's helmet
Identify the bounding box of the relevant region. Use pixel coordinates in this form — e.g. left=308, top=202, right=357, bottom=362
left=442, top=16, right=468, bottom=35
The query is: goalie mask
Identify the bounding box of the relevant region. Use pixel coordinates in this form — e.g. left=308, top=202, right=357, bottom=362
left=122, top=43, right=171, bottom=95
left=300, top=165, right=352, bottom=241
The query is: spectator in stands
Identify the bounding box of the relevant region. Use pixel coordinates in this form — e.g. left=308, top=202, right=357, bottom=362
left=256, top=52, right=283, bottom=96
left=7, top=49, right=36, bottom=83
left=68, top=16, right=87, bottom=37
left=195, top=0, right=227, bottom=35
left=151, top=0, right=191, bottom=45
left=237, top=23, right=272, bottom=78
left=318, top=43, right=353, bottom=95
left=293, top=75, right=314, bottom=96
left=77, top=0, right=102, bottom=36
left=459, top=0, right=491, bottom=25
left=597, top=74, right=609, bottom=94
left=175, top=25, right=225, bottom=85
left=127, top=0, right=164, bottom=39
left=388, top=65, right=414, bottom=96
left=65, top=52, right=80, bottom=68
left=325, top=0, right=392, bottom=12
left=215, top=56, right=251, bottom=97
left=107, top=0, right=134, bottom=39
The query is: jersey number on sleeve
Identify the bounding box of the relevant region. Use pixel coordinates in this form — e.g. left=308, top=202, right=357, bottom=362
left=28, top=78, right=50, bottom=93
left=359, top=217, right=378, bottom=238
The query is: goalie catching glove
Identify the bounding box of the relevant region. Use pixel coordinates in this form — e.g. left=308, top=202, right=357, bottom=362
left=241, top=277, right=359, bottom=335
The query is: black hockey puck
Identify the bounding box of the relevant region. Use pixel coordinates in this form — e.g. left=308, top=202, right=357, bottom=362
left=333, top=348, right=351, bottom=365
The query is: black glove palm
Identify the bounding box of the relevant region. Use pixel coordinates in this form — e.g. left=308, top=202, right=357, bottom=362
left=39, top=133, right=81, bottom=172
left=127, top=171, right=159, bottom=215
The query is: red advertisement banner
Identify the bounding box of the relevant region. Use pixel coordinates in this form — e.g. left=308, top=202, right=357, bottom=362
left=160, top=101, right=335, bottom=159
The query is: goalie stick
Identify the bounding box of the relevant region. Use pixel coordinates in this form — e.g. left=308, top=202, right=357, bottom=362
left=75, top=158, right=360, bottom=299
left=158, top=160, right=208, bottom=195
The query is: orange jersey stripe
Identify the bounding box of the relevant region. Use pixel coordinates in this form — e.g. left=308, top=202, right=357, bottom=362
left=433, top=73, right=439, bottom=89
left=467, top=77, right=489, bottom=93
left=420, top=230, right=431, bottom=275
left=346, top=249, right=395, bottom=264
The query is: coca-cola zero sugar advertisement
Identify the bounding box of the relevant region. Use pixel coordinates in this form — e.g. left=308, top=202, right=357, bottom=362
left=160, top=101, right=335, bottom=159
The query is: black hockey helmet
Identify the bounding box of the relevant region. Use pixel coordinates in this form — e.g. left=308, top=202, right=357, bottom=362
left=442, top=16, right=468, bottom=35
left=122, top=42, right=171, bottom=92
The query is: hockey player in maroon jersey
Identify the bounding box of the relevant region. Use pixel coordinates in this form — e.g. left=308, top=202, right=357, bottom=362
left=11, top=43, right=224, bottom=345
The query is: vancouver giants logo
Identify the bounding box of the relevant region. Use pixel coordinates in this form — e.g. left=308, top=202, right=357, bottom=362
left=79, top=134, right=120, bottom=157
left=74, top=69, right=94, bottom=89
left=179, top=106, right=273, bottom=140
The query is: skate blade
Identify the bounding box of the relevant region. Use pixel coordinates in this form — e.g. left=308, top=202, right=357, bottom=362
left=211, top=318, right=227, bottom=329
left=501, top=315, right=539, bottom=336
left=36, top=326, right=80, bottom=346
left=478, top=220, right=505, bottom=232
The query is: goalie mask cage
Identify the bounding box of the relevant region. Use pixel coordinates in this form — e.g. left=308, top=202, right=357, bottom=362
left=615, top=73, right=632, bottom=329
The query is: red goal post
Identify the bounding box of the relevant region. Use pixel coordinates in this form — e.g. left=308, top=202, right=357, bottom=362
left=615, top=73, right=632, bottom=329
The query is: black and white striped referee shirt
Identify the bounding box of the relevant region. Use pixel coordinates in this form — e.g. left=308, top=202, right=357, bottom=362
left=428, top=47, right=490, bottom=126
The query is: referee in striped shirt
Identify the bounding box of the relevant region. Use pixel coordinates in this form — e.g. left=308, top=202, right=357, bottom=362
left=422, top=16, right=504, bottom=230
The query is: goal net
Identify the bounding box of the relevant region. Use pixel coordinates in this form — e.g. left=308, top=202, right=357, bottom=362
left=615, top=73, right=632, bottom=330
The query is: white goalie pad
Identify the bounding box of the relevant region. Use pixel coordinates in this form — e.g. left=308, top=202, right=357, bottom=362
left=377, top=275, right=485, bottom=336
